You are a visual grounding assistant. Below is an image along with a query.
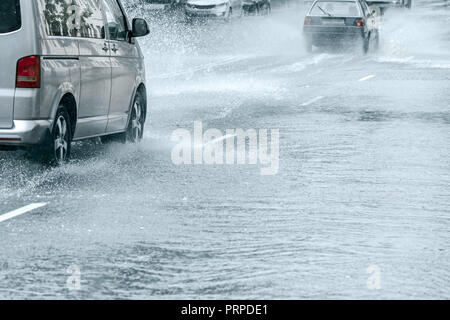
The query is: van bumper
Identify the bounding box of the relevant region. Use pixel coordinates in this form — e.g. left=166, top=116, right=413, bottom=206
left=0, top=120, right=51, bottom=148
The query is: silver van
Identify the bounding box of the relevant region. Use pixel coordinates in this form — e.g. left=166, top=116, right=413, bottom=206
left=0, top=0, right=150, bottom=163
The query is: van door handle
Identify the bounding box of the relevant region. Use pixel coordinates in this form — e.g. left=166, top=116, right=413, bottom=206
left=102, top=44, right=109, bottom=52
left=111, top=45, right=118, bottom=53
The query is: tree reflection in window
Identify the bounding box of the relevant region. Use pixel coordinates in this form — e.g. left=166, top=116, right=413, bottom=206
left=41, top=0, right=105, bottom=39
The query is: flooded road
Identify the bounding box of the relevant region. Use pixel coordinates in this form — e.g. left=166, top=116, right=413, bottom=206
left=0, top=3, right=449, bottom=299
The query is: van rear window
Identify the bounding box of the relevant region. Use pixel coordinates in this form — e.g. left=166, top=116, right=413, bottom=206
left=0, top=0, right=22, bottom=34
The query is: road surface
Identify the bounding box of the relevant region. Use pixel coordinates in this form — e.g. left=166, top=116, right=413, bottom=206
left=0, top=3, right=449, bottom=299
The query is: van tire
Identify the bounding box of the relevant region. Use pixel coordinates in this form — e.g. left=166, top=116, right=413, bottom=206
left=126, top=91, right=146, bottom=143
left=33, top=106, right=72, bottom=165
left=101, top=91, right=146, bottom=145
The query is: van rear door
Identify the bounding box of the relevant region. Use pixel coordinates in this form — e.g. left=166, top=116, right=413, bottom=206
left=0, top=0, right=22, bottom=128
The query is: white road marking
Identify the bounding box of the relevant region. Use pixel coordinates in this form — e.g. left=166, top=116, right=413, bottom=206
left=0, top=203, right=47, bottom=224
left=358, top=75, right=376, bottom=82
left=301, top=96, right=324, bottom=106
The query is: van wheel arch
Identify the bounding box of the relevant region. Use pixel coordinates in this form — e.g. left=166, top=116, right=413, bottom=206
left=59, top=93, right=77, bottom=138
left=135, top=83, right=147, bottom=121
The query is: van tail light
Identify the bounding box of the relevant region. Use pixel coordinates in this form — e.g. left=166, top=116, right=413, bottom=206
left=304, top=17, right=313, bottom=25
left=16, top=56, right=41, bottom=88
left=354, top=18, right=365, bottom=27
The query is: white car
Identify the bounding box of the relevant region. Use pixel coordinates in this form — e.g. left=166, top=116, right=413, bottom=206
left=366, top=0, right=412, bottom=10
left=142, top=0, right=181, bottom=12
left=184, top=0, right=242, bottom=20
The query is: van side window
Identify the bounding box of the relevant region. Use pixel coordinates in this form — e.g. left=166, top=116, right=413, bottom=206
left=38, top=0, right=105, bottom=39
left=0, top=0, right=21, bottom=34
left=103, top=0, right=128, bottom=41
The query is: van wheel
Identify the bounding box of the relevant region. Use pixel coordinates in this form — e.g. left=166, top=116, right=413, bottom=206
left=52, top=107, right=72, bottom=164
left=126, top=92, right=145, bottom=143
left=35, top=106, right=72, bottom=164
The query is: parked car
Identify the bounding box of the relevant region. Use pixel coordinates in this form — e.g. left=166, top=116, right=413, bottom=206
left=184, top=0, right=242, bottom=21
left=241, top=0, right=271, bottom=15
left=366, top=0, right=411, bottom=14
left=142, top=0, right=184, bottom=13
left=303, top=0, right=380, bottom=53
left=0, top=0, right=150, bottom=163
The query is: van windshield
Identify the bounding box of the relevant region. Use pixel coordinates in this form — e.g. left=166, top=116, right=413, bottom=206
left=0, top=0, right=21, bottom=34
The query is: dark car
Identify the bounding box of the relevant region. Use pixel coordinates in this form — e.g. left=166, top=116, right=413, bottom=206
left=303, top=0, right=380, bottom=53
left=241, top=0, right=271, bottom=15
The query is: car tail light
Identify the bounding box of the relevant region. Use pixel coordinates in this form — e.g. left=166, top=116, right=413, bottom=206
left=304, top=17, right=313, bottom=25
left=354, top=18, right=365, bottom=27
left=16, top=56, right=41, bottom=88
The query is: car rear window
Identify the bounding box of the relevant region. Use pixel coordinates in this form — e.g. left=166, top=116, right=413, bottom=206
left=0, top=0, right=22, bottom=34
left=311, top=1, right=360, bottom=17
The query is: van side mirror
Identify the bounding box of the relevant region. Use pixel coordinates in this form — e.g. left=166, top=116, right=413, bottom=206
left=131, top=18, right=149, bottom=38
